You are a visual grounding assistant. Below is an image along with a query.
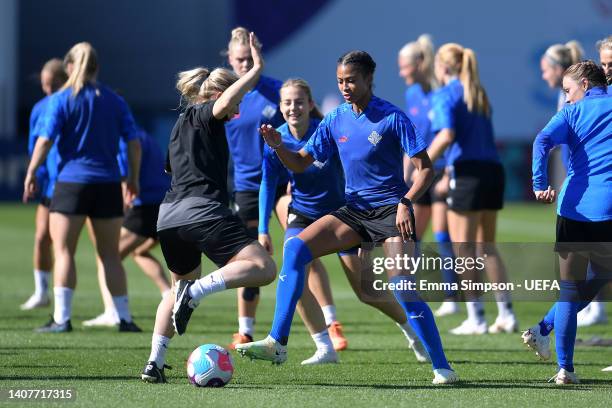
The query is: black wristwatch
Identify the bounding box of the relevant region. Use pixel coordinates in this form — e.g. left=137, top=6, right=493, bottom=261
left=399, top=197, right=413, bottom=208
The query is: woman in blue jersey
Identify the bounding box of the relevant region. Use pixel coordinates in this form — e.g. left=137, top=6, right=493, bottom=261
left=223, top=27, right=302, bottom=348
left=523, top=61, right=611, bottom=384
left=427, top=43, right=517, bottom=335
left=21, top=58, right=67, bottom=311
left=235, top=51, right=458, bottom=384
left=23, top=42, right=142, bottom=333
left=83, top=128, right=171, bottom=327
left=398, top=35, right=459, bottom=317
left=258, top=78, right=429, bottom=365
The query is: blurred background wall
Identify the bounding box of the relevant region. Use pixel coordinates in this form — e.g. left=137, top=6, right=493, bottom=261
left=1, top=0, right=610, bottom=200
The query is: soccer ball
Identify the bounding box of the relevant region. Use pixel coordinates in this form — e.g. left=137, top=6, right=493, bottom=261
left=186, top=344, right=234, bottom=387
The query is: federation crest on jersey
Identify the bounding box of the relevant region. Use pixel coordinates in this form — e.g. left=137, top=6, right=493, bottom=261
left=368, top=130, right=382, bottom=146
left=262, top=105, right=276, bottom=119
left=312, top=160, right=327, bottom=169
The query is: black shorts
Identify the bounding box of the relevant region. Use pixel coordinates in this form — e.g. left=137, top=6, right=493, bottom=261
left=234, top=185, right=288, bottom=223
left=447, top=160, right=504, bottom=211
left=555, top=215, right=612, bottom=252
left=50, top=182, right=123, bottom=218
left=39, top=196, right=52, bottom=208
left=123, top=204, right=160, bottom=239
left=331, top=204, right=400, bottom=243
left=414, top=169, right=446, bottom=206
left=158, top=215, right=255, bottom=274
left=287, top=207, right=359, bottom=255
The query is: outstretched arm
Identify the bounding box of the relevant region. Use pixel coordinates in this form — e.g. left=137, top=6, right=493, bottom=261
left=259, top=124, right=314, bottom=172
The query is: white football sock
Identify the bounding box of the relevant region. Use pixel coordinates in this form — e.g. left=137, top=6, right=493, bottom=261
left=312, top=329, right=334, bottom=352
left=148, top=334, right=170, bottom=367
left=466, top=299, right=485, bottom=323
left=321, top=305, right=337, bottom=326
left=112, top=295, right=132, bottom=323
left=34, top=270, right=51, bottom=297
left=589, top=301, right=605, bottom=316
left=53, top=287, right=73, bottom=324
left=238, top=317, right=255, bottom=336
left=495, top=291, right=513, bottom=318
left=188, top=271, right=226, bottom=301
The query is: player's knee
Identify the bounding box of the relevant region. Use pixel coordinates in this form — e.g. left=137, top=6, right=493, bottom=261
left=283, top=237, right=313, bottom=269
left=252, top=252, right=276, bottom=284
left=242, top=286, right=260, bottom=301
left=34, top=230, right=52, bottom=248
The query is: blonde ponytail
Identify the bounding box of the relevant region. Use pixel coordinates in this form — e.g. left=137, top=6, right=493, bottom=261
left=437, top=43, right=490, bottom=117
left=62, top=42, right=98, bottom=96
left=176, top=67, right=238, bottom=106
left=460, top=48, right=491, bottom=117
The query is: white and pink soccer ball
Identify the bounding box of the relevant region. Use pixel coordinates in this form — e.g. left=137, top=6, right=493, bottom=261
left=186, top=344, right=234, bottom=387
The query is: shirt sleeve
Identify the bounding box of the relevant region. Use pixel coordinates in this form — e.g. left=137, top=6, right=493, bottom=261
left=117, top=138, right=129, bottom=179
left=258, top=146, right=282, bottom=234
left=532, top=110, right=570, bottom=191
left=117, top=96, right=139, bottom=142
left=28, top=108, right=40, bottom=156
left=195, top=101, right=225, bottom=131
left=303, top=116, right=335, bottom=163
left=37, top=93, right=66, bottom=142
left=430, top=91, right=454, bottom=133
left=392, top=112, right=427, bottom=157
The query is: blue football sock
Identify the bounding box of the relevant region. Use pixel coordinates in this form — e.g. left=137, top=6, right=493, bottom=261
left=434, top=231, right=456, bottom=298
left=391, top=275, right=451, bottom=370
left=269, top=237, right=313, bottom=346
left=555, top=280, right=581, bottom=372
left=539, top=263, right=608, bottom=335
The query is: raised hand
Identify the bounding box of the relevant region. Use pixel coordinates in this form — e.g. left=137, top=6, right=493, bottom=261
left=259, top=124, right=283, bottom=149
left=249, top=32, right=264, bottom=70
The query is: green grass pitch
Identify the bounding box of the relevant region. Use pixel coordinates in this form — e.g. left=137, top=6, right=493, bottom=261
left=0, top=203, right=610, bottom=407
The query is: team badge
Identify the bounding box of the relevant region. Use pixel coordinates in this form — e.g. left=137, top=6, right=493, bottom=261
left=262, top=105, right=276, bottom=119
left=368, top=131, right=382, bottom=146
left=312, top=160, right=326, bottom=169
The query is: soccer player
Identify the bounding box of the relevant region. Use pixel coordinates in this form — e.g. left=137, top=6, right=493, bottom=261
left=83, top=128, right=171, bottom=327
left=427, top=43, right=517, bottom=335
left=398, top=35, right=458, bottom=317
left=223, top=27, right=318, bottom=349
left=142, top=32, right=277, bottom=383
left=21, top=58, right=67, bottom=310
left=259, top=78, right=429, bottom=365
left=525, top=61, right=611, bottom=384
left=23, top=42, right=142, bottom=333
left=233, top=50, right=458, bottom=384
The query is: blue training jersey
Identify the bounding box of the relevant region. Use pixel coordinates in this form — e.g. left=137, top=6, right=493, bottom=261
left=430, top=79, right=499, bottom=165
left=29, top=96, right=60, bottom=199
left=118, top=128, right=170, bottom=206
left=225, top=75, right=286, bottom=192
left=38, top=83, right=139, bottom=183
left=258, top=119, right=345, bottom=233
left=304, top=95, right=427, bottom=210
left=405, top=83, right=444, bottom=169
left=532, top=87, right=612, bottom=222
